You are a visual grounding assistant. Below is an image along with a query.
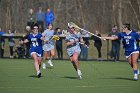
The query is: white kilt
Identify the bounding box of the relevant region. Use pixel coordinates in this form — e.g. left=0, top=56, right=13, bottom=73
left=67, top=45, right=81, bottom=57
left=43, top=43, right=55, bottom=51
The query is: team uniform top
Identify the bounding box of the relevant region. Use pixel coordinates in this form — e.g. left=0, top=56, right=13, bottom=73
left=42, top=29, right=55, bottom=45
left=27, top=33, right=43, bottom=57
left=65, top=32, right=81, bottom=57
left=42, top=29, right=55, bottom=51
left=117, top=30, right=139, bottom=57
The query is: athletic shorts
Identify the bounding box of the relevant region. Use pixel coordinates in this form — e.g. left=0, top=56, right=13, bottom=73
left=29, top=47, right=43, bottom=57
left=43, top=44, right=54, bottom=51
left=67, top=45, right=81, bottom=57
left=125, top=50, right=139, bottom=58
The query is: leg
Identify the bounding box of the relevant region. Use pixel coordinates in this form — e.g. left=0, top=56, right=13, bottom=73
left=96, top=46, right=101, bottom=58
left=32, top=53, right=41, bottom=78
left=70, top=52, right=80, bottom=70
left=38, top=57, right=42, bottom=69
left=59, top=43, right=63, bottom=59
left=127, top=56, right=133, bottom=68
left=47, top=49, right=55, bottom=67
left=128, top=53, right=139, bottom=80
left=50, top=48, right=55, bottom=59
left=10, top=46, right=14, bottom=58
left=56, top=45, right=60, bottom=59
left=42, top=51, right=48, bottom=69
left=116, top=44, right=120, bottom=61
left=70, top=52, right=82, bottom=79
left=131, top=53, right=139, bottom=71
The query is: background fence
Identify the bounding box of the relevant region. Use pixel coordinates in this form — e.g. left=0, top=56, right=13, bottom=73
left=0, top=36, right=126, bottom=61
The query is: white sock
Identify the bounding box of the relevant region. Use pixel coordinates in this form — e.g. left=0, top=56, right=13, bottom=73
left=77, top=69, right=82, bottom=76
left=37, top=70, right=40, bottom=75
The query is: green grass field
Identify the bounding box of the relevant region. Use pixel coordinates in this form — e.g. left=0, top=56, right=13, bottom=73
left=0, top=59, right=140, bottom=93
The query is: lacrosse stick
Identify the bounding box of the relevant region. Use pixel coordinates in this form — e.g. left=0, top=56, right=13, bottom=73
left=62, top=30, right=70, bottom=37
left=68, top=22, right=105, bottom=40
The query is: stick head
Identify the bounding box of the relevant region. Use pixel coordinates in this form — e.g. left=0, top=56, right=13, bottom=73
left=51, top=35, right=60, bottom=40
left=68, top=22, right=80, bottom=33
left=68, top=22, right=79, bottom=29
left=62, top=30, right=69, bottom=37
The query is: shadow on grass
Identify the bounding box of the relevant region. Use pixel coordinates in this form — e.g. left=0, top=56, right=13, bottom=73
left=62, top=76, right=78, bottom=79
left=28, top=75, right=44, bottom=78
left=101, top=77, right=135, bottom=81
left=114, top=77, right=135, bottom=81
left=46, top=66, right=53, bottom=69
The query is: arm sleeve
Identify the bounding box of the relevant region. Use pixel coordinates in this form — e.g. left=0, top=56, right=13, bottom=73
left=117, top=33, right=122, bottom=40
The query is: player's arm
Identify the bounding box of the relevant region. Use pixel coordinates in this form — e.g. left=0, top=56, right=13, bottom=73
left=79, top=37, right=84, bottom=44
left=101, top=36, right=118, bottom=40
left=40, top=36, right=44, bottom=41
left=23, top=39, right=29, bottom=43
left=66, top=39, right=77, bottom=46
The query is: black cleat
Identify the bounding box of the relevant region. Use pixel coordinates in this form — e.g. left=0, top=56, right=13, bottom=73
left=37, top=73, right=41, bottom=78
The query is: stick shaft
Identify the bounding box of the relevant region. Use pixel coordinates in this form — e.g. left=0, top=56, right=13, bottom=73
left=77, top=27, right=101, bottom=39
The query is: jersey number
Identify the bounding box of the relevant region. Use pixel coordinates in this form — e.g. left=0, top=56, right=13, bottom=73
left=126, top=39, right=129, bottom=44
left=32, top=41, right=38, bottom=47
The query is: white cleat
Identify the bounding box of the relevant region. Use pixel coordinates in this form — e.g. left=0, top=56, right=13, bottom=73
left=42, top=63, right=46, bottom=69
left=37, top=70, right=41, bottom=78
left=77, top=69, right=82, bottom=80
left=134, top=74, right=138, bottom=81
left=48, top=60, right=53, bottom=67
left=78, top=75, right=82, bottom=80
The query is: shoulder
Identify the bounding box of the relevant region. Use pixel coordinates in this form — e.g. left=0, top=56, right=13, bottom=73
left=42, top=30, right=48, bottom=35
left=37, top=33, right=42, bottom=37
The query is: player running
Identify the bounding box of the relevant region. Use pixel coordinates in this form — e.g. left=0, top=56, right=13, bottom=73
left=23, top=24, right=43, bottom=78
left=102, top=23, right=139, bottom=81
left=65, top=26, right=83, bottom=79
left=42, top=23, right=55, bottom=69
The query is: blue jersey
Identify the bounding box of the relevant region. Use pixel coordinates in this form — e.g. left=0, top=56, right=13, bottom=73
left=28, top=33, right=43, bottom=57
left=118, top=30, right=139, bottom=54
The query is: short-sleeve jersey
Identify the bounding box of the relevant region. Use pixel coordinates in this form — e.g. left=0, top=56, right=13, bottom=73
left=28, top=33, right=42, bottom=49
left=117, top=30, right=139, bottom=52
left=42, top=29, right=55, bottom=45
left=65, top=32, right=80, bottom=48
left=65, top=32, right=81, bottom=57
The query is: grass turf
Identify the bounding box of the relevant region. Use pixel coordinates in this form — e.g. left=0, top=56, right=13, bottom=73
left=0, top=59, right=140, bottom=93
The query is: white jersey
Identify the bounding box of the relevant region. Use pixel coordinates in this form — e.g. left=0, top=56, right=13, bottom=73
left=42, top=29, right=55, bottom=51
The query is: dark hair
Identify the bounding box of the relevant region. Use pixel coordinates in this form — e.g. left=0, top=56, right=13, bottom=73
left=123, top=23, right=130, bottom=30
left=31, top=23, right=39, bottom=30
left=55, top=27, right=61, bottom=31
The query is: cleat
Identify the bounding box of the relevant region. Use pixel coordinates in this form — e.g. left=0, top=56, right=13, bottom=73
left=37, top=73, right=41, bottom=78
left=37, top=71, right=41, bottom=78
left=42, top=63, right=46, bottom=69
left=134, top=74, right=138, bottom=81
left=77, top=69, right=82, bottom=80
left=77, top=69, right=82, bottom=76
left=78, top=75, right=82, bottom=80
left=48, top=60, right=53, bottom=67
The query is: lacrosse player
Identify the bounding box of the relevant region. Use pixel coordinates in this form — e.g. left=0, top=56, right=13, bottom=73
left=65, top=26, right=84, bottom=79
left=23, top=24, right=43, bottom=78
left=42, top=23, right=56, bottom=69
left=102, top=23, right=139, bottom=81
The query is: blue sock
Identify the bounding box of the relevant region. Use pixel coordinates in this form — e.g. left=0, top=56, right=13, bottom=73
left=134, top=70, right=138, bottom=74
